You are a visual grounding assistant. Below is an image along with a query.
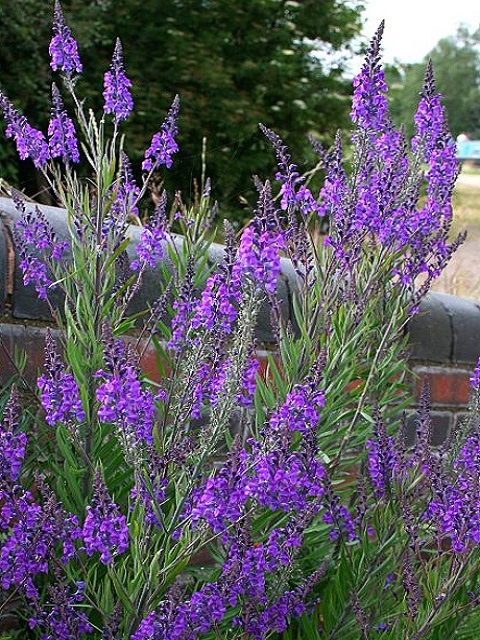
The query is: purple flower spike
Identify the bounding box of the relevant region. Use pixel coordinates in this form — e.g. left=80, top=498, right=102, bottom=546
left=142, top=95, right=180, bottom=171
left=350, top=20, right=389, bottom=132
left=49, top=0, right=82, bottom=75
left=412, top=61, right=446, bottom=159
left=103, top=38, right=134, bottom=123
left=48, top=84, right=80, bottom=164
left=37, top=330, right=86, bottom=426
left=0, top=93, right=50, bottom=168
left=0, top=387, right=27, bottom=484
left=29, top=581, right=93, bottom=639
left=131, top=190, right=168, bottom=270
left=82, top=471, right=129, bottom=564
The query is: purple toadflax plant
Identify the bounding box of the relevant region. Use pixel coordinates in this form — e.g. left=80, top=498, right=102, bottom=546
left=1, top=7, right=479, bottom=640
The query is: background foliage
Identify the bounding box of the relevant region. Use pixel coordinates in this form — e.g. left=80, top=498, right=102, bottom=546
left=0, top=0, right=364, bottom=221
left=386, top=25, right=480, bottom=140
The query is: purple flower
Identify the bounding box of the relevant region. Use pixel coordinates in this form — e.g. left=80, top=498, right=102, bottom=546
left=237, top=354, right=259, bottom=407
left=412, top=61, right=446, bottom=159
left=168, top=263, right=196, bottom=351
left=365, top=413, right=401, bottom=499
left=0, top=487, right=81, bottom=597
left=235, top=224, right=284, bottom=295
left=269, top=380, right=324, bottom=436
left=0, top=93, right=50, bottom=168
left=236, top=586, right=309, bottom=638
left=190, top=374, right=327, bottom=533
left=19, top=254, right=52, bottom=300
left=321, top=475, right=357, bottom=542
left=13, top=194, right=69, bottom=300
left=261, top=124, right=321, bottom=217
left=103, top=38, right=134, bottom=123
left=96, top=328, right=156, bottom=446
left=49, top=0, right=82, bottom=75
left=29, top=581, right=93, bottom=639
left=131, top=455, right=168, bottom=528
left=425, top=433, right=480, bottom=552
left=350, top=21, right=389, bottom=132
left=0, top=387, right=26, bottom=484
left=48, top=83, right=80, bottom=164
left=142, top=95, right=180, bottom=171
left=131, top=191, right=168, bottom=270
left=132, top=585, right=227, bottom=640
left=108, top=151, right=141, bottom=227
left=97, top=366, right=156, bottom=443
left=15, top=195, right=69, bottom=260
left=231, top=180, right=286, bottom=294
left=37, top=331, right=85, bottom=426
left=190, top=271, right=240, bottom=334
left=82, top=472, right=129, bottom=564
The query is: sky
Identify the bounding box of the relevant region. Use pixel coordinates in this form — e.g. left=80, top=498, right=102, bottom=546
left=359, top=0, right=480, bottom=65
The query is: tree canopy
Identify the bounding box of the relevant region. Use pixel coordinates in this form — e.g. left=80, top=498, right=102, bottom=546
left=0, top=0, right=364, bottom=220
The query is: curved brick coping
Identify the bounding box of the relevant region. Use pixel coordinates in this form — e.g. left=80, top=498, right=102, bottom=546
left=0, top=197, right=295, bottom=343
left=1, top=196, right=480, bottom=364
left=409, top=292, right=480, bottom=365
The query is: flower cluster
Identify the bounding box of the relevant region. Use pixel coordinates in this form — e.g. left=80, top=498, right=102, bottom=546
left=426, top=433, right=480, bottom=552
left=37, top=331, right=85, bottom=426
left=260, top=124, right=322, bottom=217
left=131, top=456, right=168, bottom=528
left=350, top=21, right=389, bottom=133
left=107, top=151, right=141, bottom=236
left=470, top=356, right=480, bottom=389
left=29, top=581, right=93, bottom=640
left=0, top=485, right=81, bottom=601
left=131, top=190, right=168, bottom=270
left=190, top=375, right=327, bottom=534
left=365, top=414, right=401, bottom=499
left=96, top=327, right=156, bottom=446
left=143, top=95, right=180, bottom=171
left=13, top=192, right=69, bottom=299
left=103, top=38, right=134, bottom=123
left=82, top=472, right=129, bottom=564
left=15, top=193, right=69, bottom=259
left=49, top=83, right=80, bottom=164
left=168, top=262, right=196, bottom=351
left=0, top=387, right=26, bottom=484
left=234, top=182, right=285, bottom=295
left=0, top=93, right=50, bottom=168
left=49, top=0, right=82, bottom=75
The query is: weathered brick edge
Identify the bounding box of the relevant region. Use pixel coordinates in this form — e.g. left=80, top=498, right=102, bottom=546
left=0, top=197, right=479, bottom=444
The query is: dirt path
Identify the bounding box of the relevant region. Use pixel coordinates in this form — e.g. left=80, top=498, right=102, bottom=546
left=456, top=173, right=480, bottom=189
left=431, top=173, right=480, bottom=299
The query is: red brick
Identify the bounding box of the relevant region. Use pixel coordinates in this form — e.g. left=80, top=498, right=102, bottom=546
left=413, top=366, right=472, bottom=406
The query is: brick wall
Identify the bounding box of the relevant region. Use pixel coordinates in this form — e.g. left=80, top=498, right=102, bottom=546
left=407, top=293, right=480, bottom=444
left=1, top=196, right=479, bottom=442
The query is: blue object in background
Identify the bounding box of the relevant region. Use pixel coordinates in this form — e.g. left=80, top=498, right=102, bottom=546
left=456, top=140, right=480, bottom=160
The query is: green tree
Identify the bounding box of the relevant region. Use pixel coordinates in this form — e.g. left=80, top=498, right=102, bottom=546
left=0, top=0, right=112, bottom=197
left=387, top=26, right=480, bottom=140
left=0, top=0, right=364, bottom=221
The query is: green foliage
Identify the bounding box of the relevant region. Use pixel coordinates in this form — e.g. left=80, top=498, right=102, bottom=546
left=387, top=25, right=480, bottom=139
left=0, top=0, right=364, bottom=219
